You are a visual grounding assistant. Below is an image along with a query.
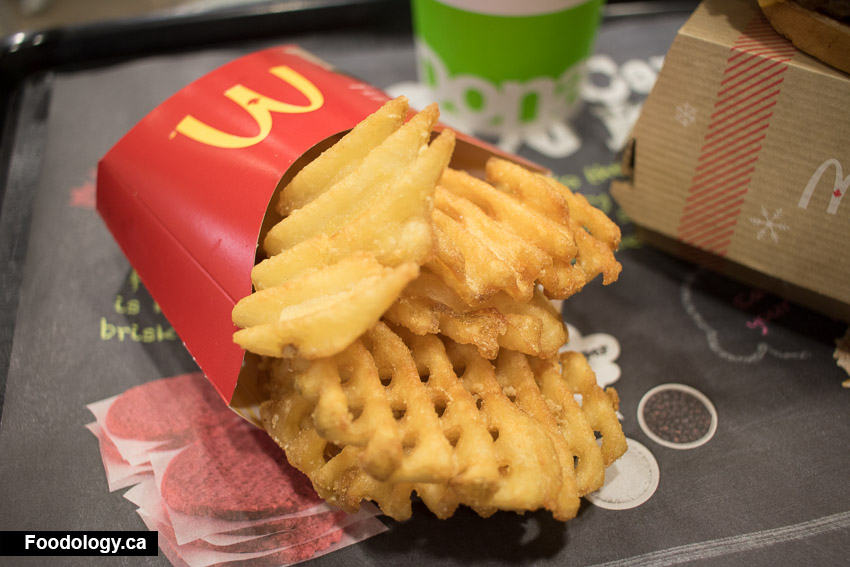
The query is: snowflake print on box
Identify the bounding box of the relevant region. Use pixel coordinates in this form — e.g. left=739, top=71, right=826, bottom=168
left=750, top=205, right=789, bottom=242
left=675, top=102, right=697, bottom=127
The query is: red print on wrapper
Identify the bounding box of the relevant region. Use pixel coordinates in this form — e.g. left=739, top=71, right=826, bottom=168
left=675, top=15, right=795, bottom=257
left=105, top=372, right=243, bottom=445
left=86, top=375, right=387, bottom=566
left=160, top=425, right=322, bottom=521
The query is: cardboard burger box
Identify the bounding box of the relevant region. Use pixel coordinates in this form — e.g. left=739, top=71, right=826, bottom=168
left=611, top=0, right=850, bottom=321
left=96, top=44, right=535, bottom=418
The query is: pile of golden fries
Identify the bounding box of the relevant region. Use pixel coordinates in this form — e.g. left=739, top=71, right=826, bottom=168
left=232, top=97, right=627, bottom=521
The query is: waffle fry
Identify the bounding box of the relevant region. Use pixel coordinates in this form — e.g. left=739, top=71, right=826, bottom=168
left=261, top=323, right=454, bottom=520
left=276, top=96, right=409, bottom=216
left=528, top=352, right=626, bottom=495
left=260, top=323, right=625, bottom=522
left=251, top=128, right=454, bottom=290
left=234, top=98, right=628, bottom=524
left=384, top=270, right=566, bottom=360
left=429, top=160, right=622, bottom=304
left=263, top=102, right=439, bottom=255
left=234, top=98, right=454, bottom=359
left=233, top=254, right=418, bottom=358
left=438, top=339, right=570, bottom=520
left=280, top=322, right=455, bottom=484
left=260, top=364, right=418, bottom=520
left=555, top=352, right=627, bottom=470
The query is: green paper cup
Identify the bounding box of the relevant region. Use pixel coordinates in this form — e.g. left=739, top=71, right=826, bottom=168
left=412, top=0, right=604, bottom=138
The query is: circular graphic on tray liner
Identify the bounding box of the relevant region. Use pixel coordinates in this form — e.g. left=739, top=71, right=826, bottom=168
left=586, top=438, right=659, bottom=510
left=587, top=383, right=718, bottom=510
left=637, top=383, right=717, bottom=450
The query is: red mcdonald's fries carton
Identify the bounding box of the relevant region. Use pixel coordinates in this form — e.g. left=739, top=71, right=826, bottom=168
left=611, top=0, right=850, bottom=322
left=97, top=45, right=537, bottom=416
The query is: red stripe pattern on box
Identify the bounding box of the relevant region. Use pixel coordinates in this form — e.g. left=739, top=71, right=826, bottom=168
left=676, top=14, right=797, bottom=256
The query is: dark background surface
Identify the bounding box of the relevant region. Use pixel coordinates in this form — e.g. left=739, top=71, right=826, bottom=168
left=1, top=1, right=849, bottom=565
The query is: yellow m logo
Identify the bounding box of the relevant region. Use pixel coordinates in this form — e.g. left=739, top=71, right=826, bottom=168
left=174, top=65, right=323, bottom=149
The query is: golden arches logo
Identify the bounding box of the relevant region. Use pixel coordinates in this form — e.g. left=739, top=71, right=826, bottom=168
left=798, top=158, right=849, bottom=215
left=174, top=65, right=324, bottom=149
